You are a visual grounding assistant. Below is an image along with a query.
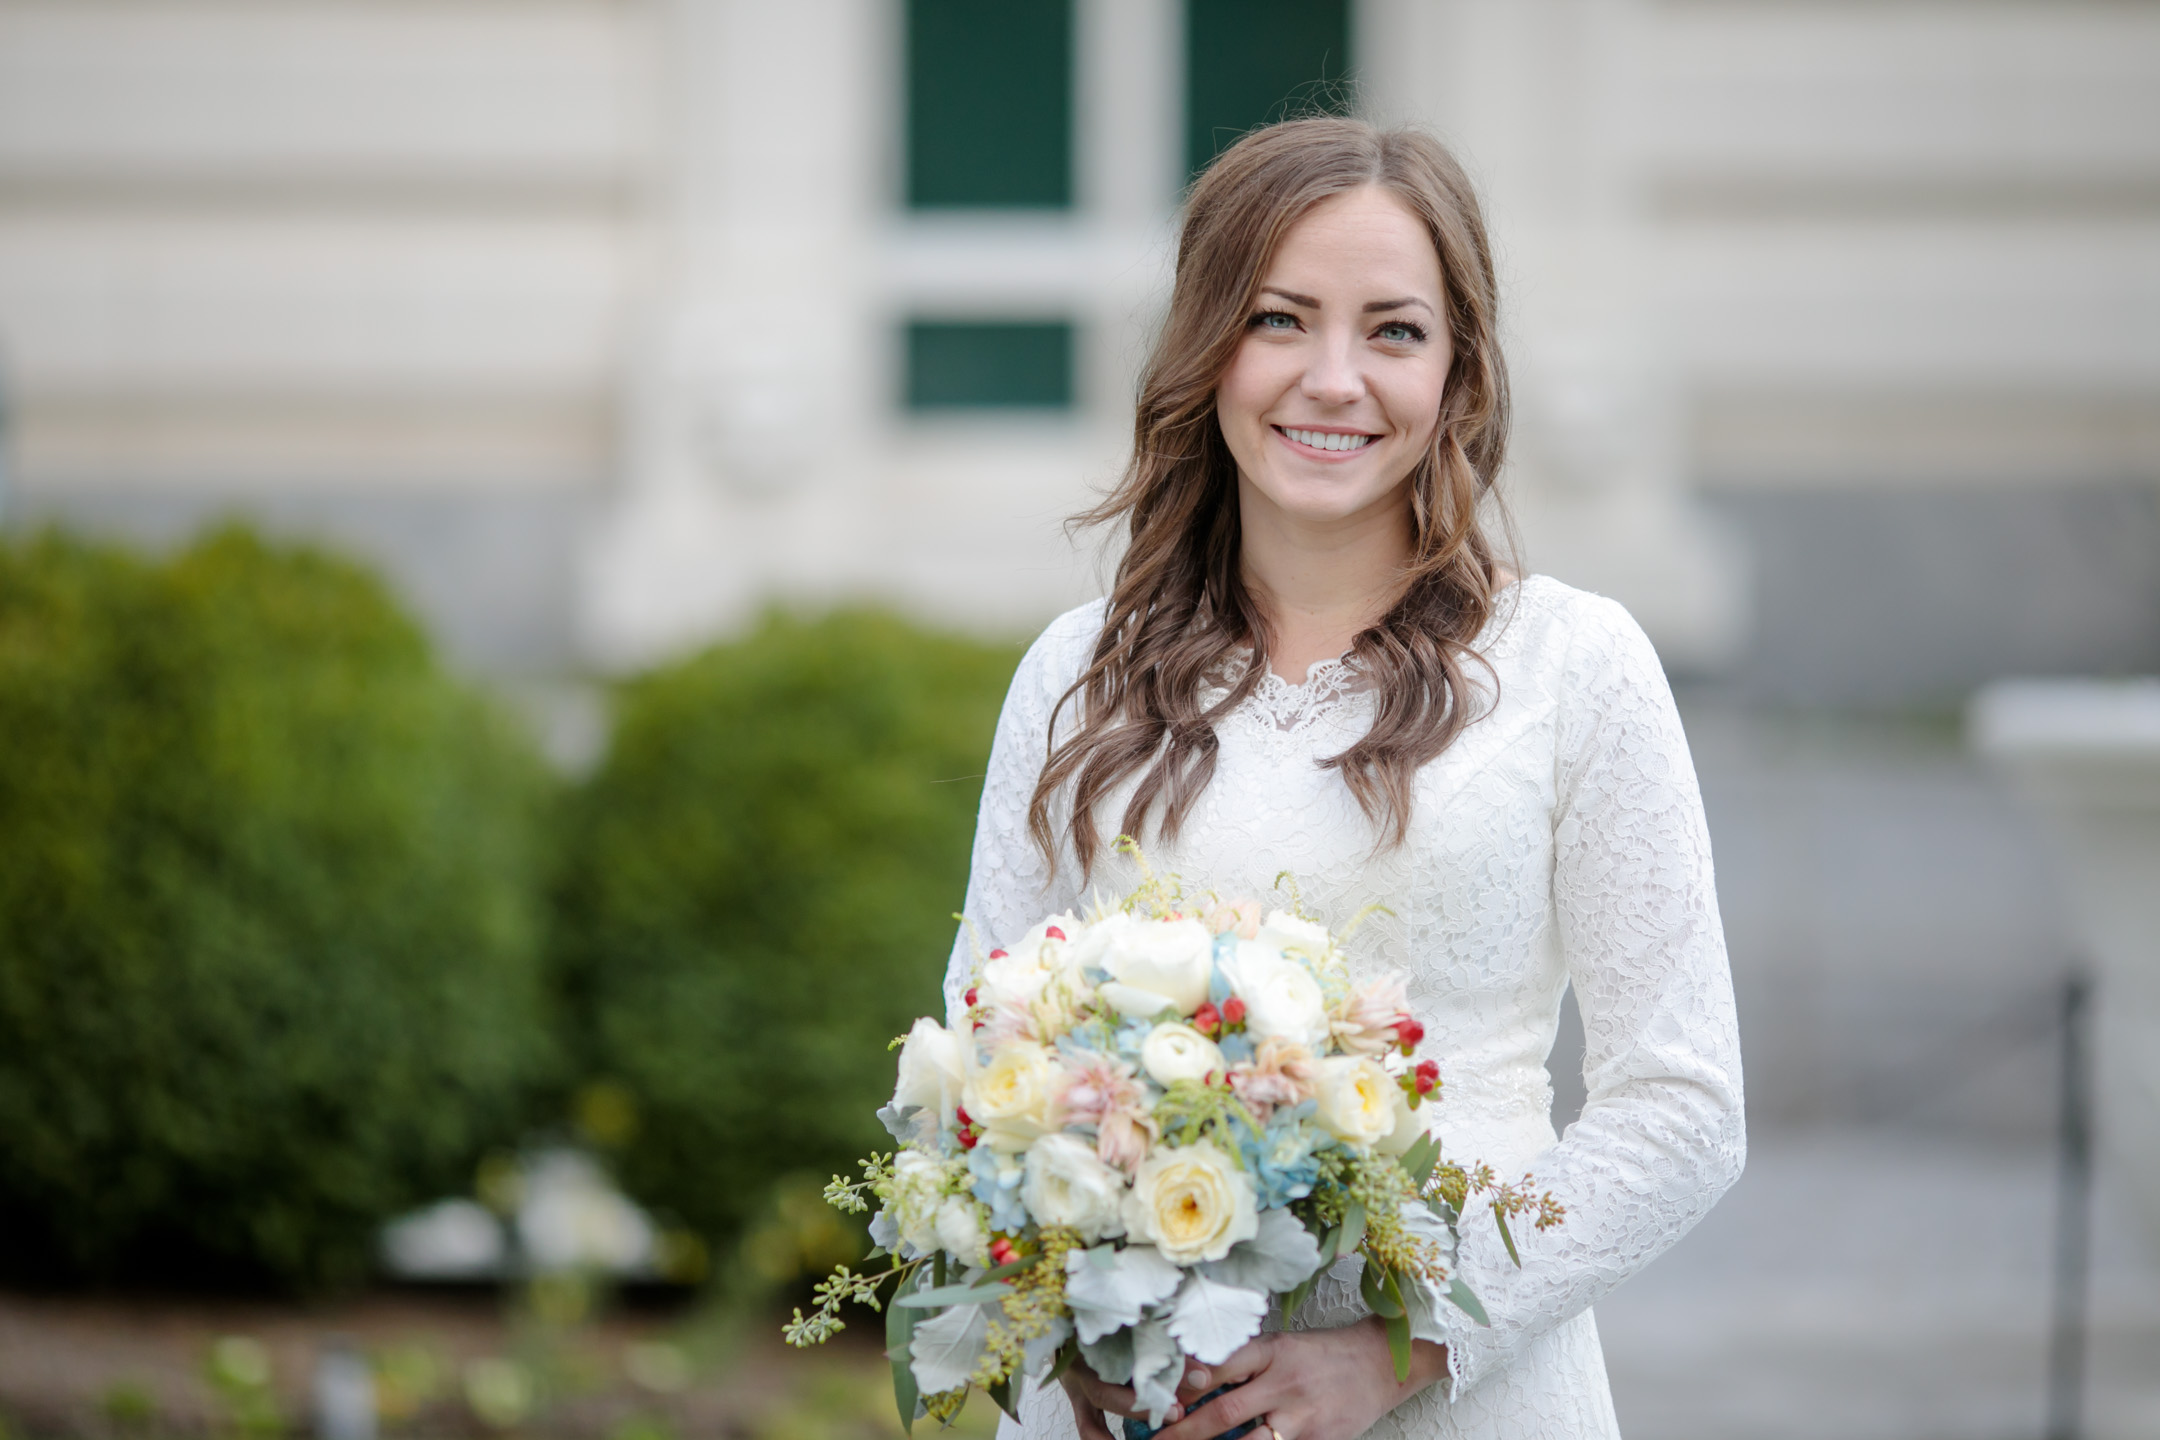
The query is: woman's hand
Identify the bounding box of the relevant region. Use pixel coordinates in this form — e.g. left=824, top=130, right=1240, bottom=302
left=1059, top=1360, right=1187, bottom=1440
left=1150, top=1324, right=1448, bottom=1440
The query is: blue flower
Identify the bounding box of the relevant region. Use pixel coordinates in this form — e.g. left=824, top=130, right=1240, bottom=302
left=1239, top=1102, right=1325, bottom=1208
left=967, top=1145, right=1030, bottom=1232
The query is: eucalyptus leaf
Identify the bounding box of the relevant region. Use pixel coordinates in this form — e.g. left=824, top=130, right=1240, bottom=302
left=1359, top=1259, right=1405, bottom=1319
left=1339, top=1202, right=1368, bottom=1258
left=896, top=1280, right=1013, bottom=1309
left=1397, top=1134, right=1441, bottom=1187
left=1384, top=1309, right=1413, bottom=1384
left=1446, top=1278, right=1491, bottom=1328
left=986, top=1375, right=1018, bottom=1423
left=885, top=1275, right=921, bottom=1433
left=1494, top=1207, right=1522, bottom=1269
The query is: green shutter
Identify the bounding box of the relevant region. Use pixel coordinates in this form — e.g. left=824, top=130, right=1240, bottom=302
left=906, top=0, right=1074, bottom=209
left=905, top=321, right=1076, bottom=410
left=1185, top=0, right=1354, bottom=181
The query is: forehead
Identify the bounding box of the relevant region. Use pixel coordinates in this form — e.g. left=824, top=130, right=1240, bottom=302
left=1263, top=186, right=1442, bottom=299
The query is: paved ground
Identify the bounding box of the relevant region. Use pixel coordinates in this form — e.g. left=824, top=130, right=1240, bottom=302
left=1595, top=1129, right=2160, bottom=1440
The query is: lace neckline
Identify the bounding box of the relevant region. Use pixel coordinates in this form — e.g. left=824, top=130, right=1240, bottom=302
left=1207, top=576, right=1530, bottom=733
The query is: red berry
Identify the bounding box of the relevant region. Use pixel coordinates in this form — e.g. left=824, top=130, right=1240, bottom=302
left=989, top=1238, right=1019, bottom=1265
left=989, top=949, right=1008, bottom=960
left=957, top=1129, right=979, bottom=1149
left=1222, top=996, right=1248, bottom=1027
left=964, top=986, right=980, bottom=1007
left=956, top=1106, right=972, bottom=1127
left=1045, top=927, right=1066, bottom=942
left=1192, top=1002, right=1221, bottom=1037
left=1396, top=1018, right=1426, bottom=1047
left=1415, top=1059, right=1441, bottom=1094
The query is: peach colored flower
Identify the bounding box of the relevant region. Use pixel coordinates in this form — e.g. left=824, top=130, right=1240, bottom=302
left=1227, top=1037, right=1318, bottom=1122
left=1054, top=1055, right=1159, bottom=1173
left=1331, top=974, right=1413, bottom=1057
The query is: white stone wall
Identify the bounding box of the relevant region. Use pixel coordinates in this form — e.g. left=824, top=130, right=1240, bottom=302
left=1, top=0, right=2154, bottom=673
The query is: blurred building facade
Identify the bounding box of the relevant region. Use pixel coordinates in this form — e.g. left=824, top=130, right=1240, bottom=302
left=3, top=1, right=2157, bottom=1135
left=4, top=0, right=2154, bottom=689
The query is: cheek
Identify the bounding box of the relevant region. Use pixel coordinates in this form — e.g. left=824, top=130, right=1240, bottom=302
left=1215, top=341, right=1284, bottom=436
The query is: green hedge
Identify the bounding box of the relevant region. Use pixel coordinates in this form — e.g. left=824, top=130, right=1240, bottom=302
left=0, top=527, right=555, bottom=1289
left=551, top=610, right=1019, bottom=1245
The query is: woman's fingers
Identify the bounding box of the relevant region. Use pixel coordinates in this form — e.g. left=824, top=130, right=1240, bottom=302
left=1064, top=1369, right=1169, bottom=1424
left=1173, top=1365, right=1213, bottom=1405
left=1196, top=1335, right=1276, bottom=1387
left=1062, top=1388, right=1119, bottom=1440
left=1149, top=1370, right=1278, bottom=1440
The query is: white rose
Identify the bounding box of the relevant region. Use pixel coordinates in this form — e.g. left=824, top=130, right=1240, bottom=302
left=1255, top=910, right=1334, bottom=965
left=1139, top=1022, right=1225, bottom=1087
left=977, top=913, right=1084, bottom=1011
left=891, top=1148, right=949, bottom=1255
left=1221, top=942, right=1331, bottom=1048
left=892, top=1018, right=967, bottom=1134
left=1122, top=1142, right=1258, bottom=1265
left=1020, top=1132, right=1129, bottom=1241
left=1313, top=1056, right=1396, bottom=1148
left=933, top=1194, right=991, bottom=1267
left=1090, top=916, right=1214, bottom=1019
left=962, top=1042, right=1060, bottom=1151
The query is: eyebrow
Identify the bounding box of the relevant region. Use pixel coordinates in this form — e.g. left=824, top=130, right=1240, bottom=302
left=1259, top=286, right=1436, bottom=317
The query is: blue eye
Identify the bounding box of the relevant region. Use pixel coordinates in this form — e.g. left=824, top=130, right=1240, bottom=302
left=1376, top=321, right=1426, bottom=343
left=1251, top=310, right=1299, bottom=331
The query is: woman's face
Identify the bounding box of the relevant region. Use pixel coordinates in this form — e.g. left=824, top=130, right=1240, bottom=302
left=1215, top=185, right=1453, bottom=535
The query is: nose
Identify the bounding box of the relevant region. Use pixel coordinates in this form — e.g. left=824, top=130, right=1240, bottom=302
left=1300, top=328, right=1365, bottom=407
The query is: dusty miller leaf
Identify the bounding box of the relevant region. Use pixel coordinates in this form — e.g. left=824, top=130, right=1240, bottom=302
left=1166, top=1274, right=1269, bottom=1365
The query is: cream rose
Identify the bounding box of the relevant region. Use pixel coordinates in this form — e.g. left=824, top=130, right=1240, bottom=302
left=1085, top=916, right=1214, bottom=1019
left=1020, top=1132, right=1129, bottom=1241
left=1313, top=1056, right=1397, bottom=1148
left=962, top=1042, right=1059, bottom=1151
left=1121, top=1142, right=1258, bottom=1264
left=1139, top=1022, right=1225, bottom=1087
left=1221, top=942, right=1331, bottom=1048
left=892, top=1018, right=967, bottom=1134
left=1376, top=1082, right=1425, bottom=1157
left=933, top=1194, right=991, bottom=1267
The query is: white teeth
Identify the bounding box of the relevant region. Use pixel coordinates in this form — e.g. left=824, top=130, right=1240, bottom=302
left=1283, top=427, right=1374, bottom=452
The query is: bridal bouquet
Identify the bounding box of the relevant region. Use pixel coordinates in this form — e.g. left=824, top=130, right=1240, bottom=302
left=784, top=845, right=1562, bottom=1430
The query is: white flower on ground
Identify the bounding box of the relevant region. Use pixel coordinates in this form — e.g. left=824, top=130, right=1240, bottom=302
left=1079, top=914, right=1213, bottom=1019
left=1122, top=1142, right=1258, bottom=1265
left=1021, top=1132, right=1129, bottom=1241
left=963, top=1042, right=1059, bottom=1151
left=1313, top=1056, right=1396, bottom=1148
left=1139, top=1022, right=1225, bottom=1087
left=1220, top=942, right=1330, bottom=1048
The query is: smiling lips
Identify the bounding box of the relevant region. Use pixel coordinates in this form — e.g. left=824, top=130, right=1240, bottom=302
left=1276, top=425, right=1378, bottom=453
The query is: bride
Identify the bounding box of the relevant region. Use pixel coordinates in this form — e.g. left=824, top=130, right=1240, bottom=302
left=944, top=118, right=1744, bottom=1440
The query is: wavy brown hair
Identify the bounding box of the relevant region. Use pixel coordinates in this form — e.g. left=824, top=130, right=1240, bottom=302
left=1029, top=117, right=1513, bottom=878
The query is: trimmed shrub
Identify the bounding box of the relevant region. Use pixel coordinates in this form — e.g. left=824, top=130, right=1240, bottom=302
left=0, top=527, right=555, bottom=1289
left=550, top=610, right=1020, bottom=1245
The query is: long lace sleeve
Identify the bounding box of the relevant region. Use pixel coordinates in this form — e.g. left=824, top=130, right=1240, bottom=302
left=942, top=603, right=1103, bottom=1026
left=1416, top=595, right=1747, bottom=1397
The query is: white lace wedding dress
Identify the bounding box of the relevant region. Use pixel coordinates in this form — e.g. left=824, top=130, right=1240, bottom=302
left=943, top=575, right=1746, bottom=1439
